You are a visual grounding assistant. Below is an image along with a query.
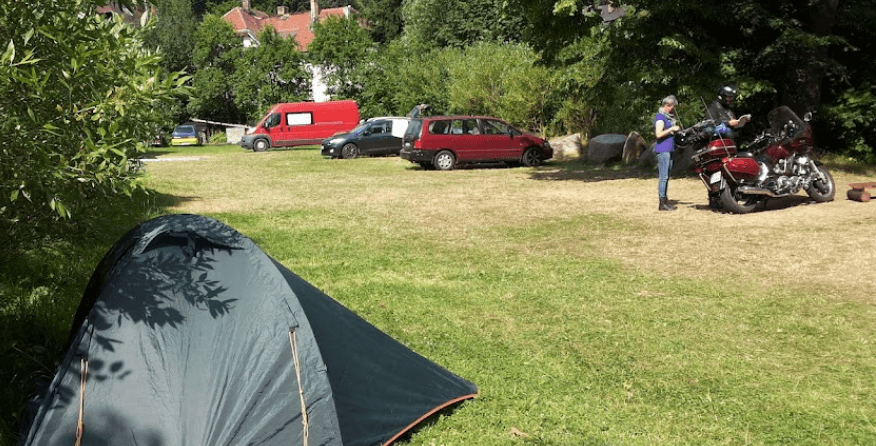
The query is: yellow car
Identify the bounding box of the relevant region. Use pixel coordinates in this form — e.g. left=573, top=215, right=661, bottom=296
left=170, top=125, right=201, bottom=146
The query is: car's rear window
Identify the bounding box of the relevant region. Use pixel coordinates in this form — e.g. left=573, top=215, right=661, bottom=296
left=404, top=119, right=423, bottom=140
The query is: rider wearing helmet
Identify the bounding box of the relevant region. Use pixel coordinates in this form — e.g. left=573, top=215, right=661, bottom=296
left=705, top=84, right=747, bottom=134
left=703, top=84, right=749, bottom=210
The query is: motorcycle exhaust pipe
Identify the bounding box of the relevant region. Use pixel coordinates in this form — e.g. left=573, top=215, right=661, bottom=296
left=737, top=186, right=782, bottom=197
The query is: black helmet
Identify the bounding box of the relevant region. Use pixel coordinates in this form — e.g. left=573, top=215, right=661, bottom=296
left=718, top=84, right=737, bottom=106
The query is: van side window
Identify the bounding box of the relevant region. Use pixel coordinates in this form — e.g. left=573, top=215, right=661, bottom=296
left=286, top=112, right=313, bottom=126
left=464, top=119, right=479, bottom=134
left=429, top=120, right=450, bottom=135
left=450, top=120, right=465, bottom=135
left=448, top=119, right=479, bottom=135
left=482, top=119, right=509, bottom=135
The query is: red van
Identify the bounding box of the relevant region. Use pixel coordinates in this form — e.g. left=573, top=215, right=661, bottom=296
left=240, top=100, right=360, bottom=152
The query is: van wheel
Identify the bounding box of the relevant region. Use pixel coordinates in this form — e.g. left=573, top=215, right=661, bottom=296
left=342, top=143, right=360, bottom=159
left=434, top=150, right=455, bottom=171
left=253, top=139, right=270, bottom=152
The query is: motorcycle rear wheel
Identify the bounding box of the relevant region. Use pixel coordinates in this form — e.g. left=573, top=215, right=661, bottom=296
left=806, top=165, right=836, bottom=203
left=720, top=185, right=760, bottom=214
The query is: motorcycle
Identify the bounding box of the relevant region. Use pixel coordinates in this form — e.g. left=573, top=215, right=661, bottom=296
left=682, top=105, right=836, bottom=214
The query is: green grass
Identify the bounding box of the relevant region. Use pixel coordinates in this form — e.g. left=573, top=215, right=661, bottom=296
left=2, top=144, right=875, bottom=445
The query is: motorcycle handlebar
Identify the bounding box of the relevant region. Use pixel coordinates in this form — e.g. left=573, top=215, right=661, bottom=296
left=681, top=119, right=718, bottom=134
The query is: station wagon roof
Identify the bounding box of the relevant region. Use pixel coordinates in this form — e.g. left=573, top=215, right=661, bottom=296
left=418, top=116, right=503, bottom=121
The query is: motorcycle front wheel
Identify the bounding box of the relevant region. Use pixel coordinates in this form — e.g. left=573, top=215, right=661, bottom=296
left=806, top=165, right=836, bottom=203
left=720, top=184, right=760, bottom=214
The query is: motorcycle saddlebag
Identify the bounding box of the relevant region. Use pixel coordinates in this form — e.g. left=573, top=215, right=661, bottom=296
left=723, top=157, right=761, bottom=182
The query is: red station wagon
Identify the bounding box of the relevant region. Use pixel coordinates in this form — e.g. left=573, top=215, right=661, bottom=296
left=399, top=116, right=552, bottom=170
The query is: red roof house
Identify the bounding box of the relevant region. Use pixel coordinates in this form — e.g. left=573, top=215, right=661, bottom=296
left=222, top=0, right=356, bottom=51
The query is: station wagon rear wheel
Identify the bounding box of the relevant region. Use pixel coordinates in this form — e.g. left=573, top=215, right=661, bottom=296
left=342, top=143, right=360, bottom=159
left=434, top=150, right=455, bottom=171
left=521, top=147, right=542, bottom=167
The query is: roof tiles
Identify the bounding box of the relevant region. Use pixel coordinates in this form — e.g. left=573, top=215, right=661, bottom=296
left=221, top=6, right=353, bottom=51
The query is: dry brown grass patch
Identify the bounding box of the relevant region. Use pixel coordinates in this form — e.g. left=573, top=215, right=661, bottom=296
left=144, top=152, right=876, bottom=303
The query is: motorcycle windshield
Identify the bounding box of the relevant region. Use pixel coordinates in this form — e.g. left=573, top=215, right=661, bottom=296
left=767, top=106, right=806, bottom=142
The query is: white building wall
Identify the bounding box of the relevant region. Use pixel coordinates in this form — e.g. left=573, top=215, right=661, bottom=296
left=308, top=64, right=330, bottom=102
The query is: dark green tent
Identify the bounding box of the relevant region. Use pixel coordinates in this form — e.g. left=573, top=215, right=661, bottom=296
left=19, top=214, right=477, bottom=446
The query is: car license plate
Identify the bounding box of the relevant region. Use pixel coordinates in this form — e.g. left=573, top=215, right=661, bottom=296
left=710, top=171, right=722, bottom=184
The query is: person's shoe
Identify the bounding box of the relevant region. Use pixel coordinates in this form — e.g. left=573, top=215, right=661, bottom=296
left=659, top=197, right=676, bottom=211
left=709, top=196, right=721, bottom=210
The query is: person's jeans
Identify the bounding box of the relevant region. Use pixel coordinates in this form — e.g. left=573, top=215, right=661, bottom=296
left=657, top=151, right=673, bottom=199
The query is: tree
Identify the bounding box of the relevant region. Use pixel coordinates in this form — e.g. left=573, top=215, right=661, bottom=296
left=542, top=0, right=876, bottom=155
left=365, top=41, right=459, bottom=117
left=816, top=0, right=876, bottom=158
left=401, top=0, right=525, bottom=49
left=234, top=26, right=310, bottom=122
left=308, top=15, right=374, bottom=99
left=0, top=0, right=186, bottom=233
left=504, top=0, right=594, bottom=63
left=446, top=42, right=554, bottom=132
left=188, top=14, right=244, bottom=123
left=361, top=0, right=404, bottom=44
left=143, top=0, right=198, bottom=73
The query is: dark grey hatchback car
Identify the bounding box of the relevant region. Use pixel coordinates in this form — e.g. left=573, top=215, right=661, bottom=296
left=321, top=118, right=410, bottom=159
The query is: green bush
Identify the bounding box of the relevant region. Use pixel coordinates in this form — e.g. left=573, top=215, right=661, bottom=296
left=0, top=0, right=186, bottom=234
left=820, top=86, right=876, bottom=162
left=446, top=42, right=554, bottom=133
left=209, top=131, right=228, bottom=144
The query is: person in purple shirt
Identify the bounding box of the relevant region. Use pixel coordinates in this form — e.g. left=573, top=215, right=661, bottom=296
left=654, top=95, right=681, bottom=211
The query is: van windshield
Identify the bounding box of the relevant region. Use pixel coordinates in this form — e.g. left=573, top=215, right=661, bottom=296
left=172, top=125, right=196, bottom=137
left=254, top=106, right=281, bottom=128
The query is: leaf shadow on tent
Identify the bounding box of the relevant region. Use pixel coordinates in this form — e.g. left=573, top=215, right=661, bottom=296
left=39, top=409, right=166, bottom=446
left=49, top=231, right=239, bottom=411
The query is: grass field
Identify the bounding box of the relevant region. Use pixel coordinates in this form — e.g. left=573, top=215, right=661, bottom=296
left=2, top=144, right=875, bottom=445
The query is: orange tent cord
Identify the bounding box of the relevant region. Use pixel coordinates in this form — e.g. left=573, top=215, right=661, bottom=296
left=288, top=329, right=310, bottom=446
left=380, top=392, right=480, bottom=446
left=73, top=358, right=88, bottom=446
